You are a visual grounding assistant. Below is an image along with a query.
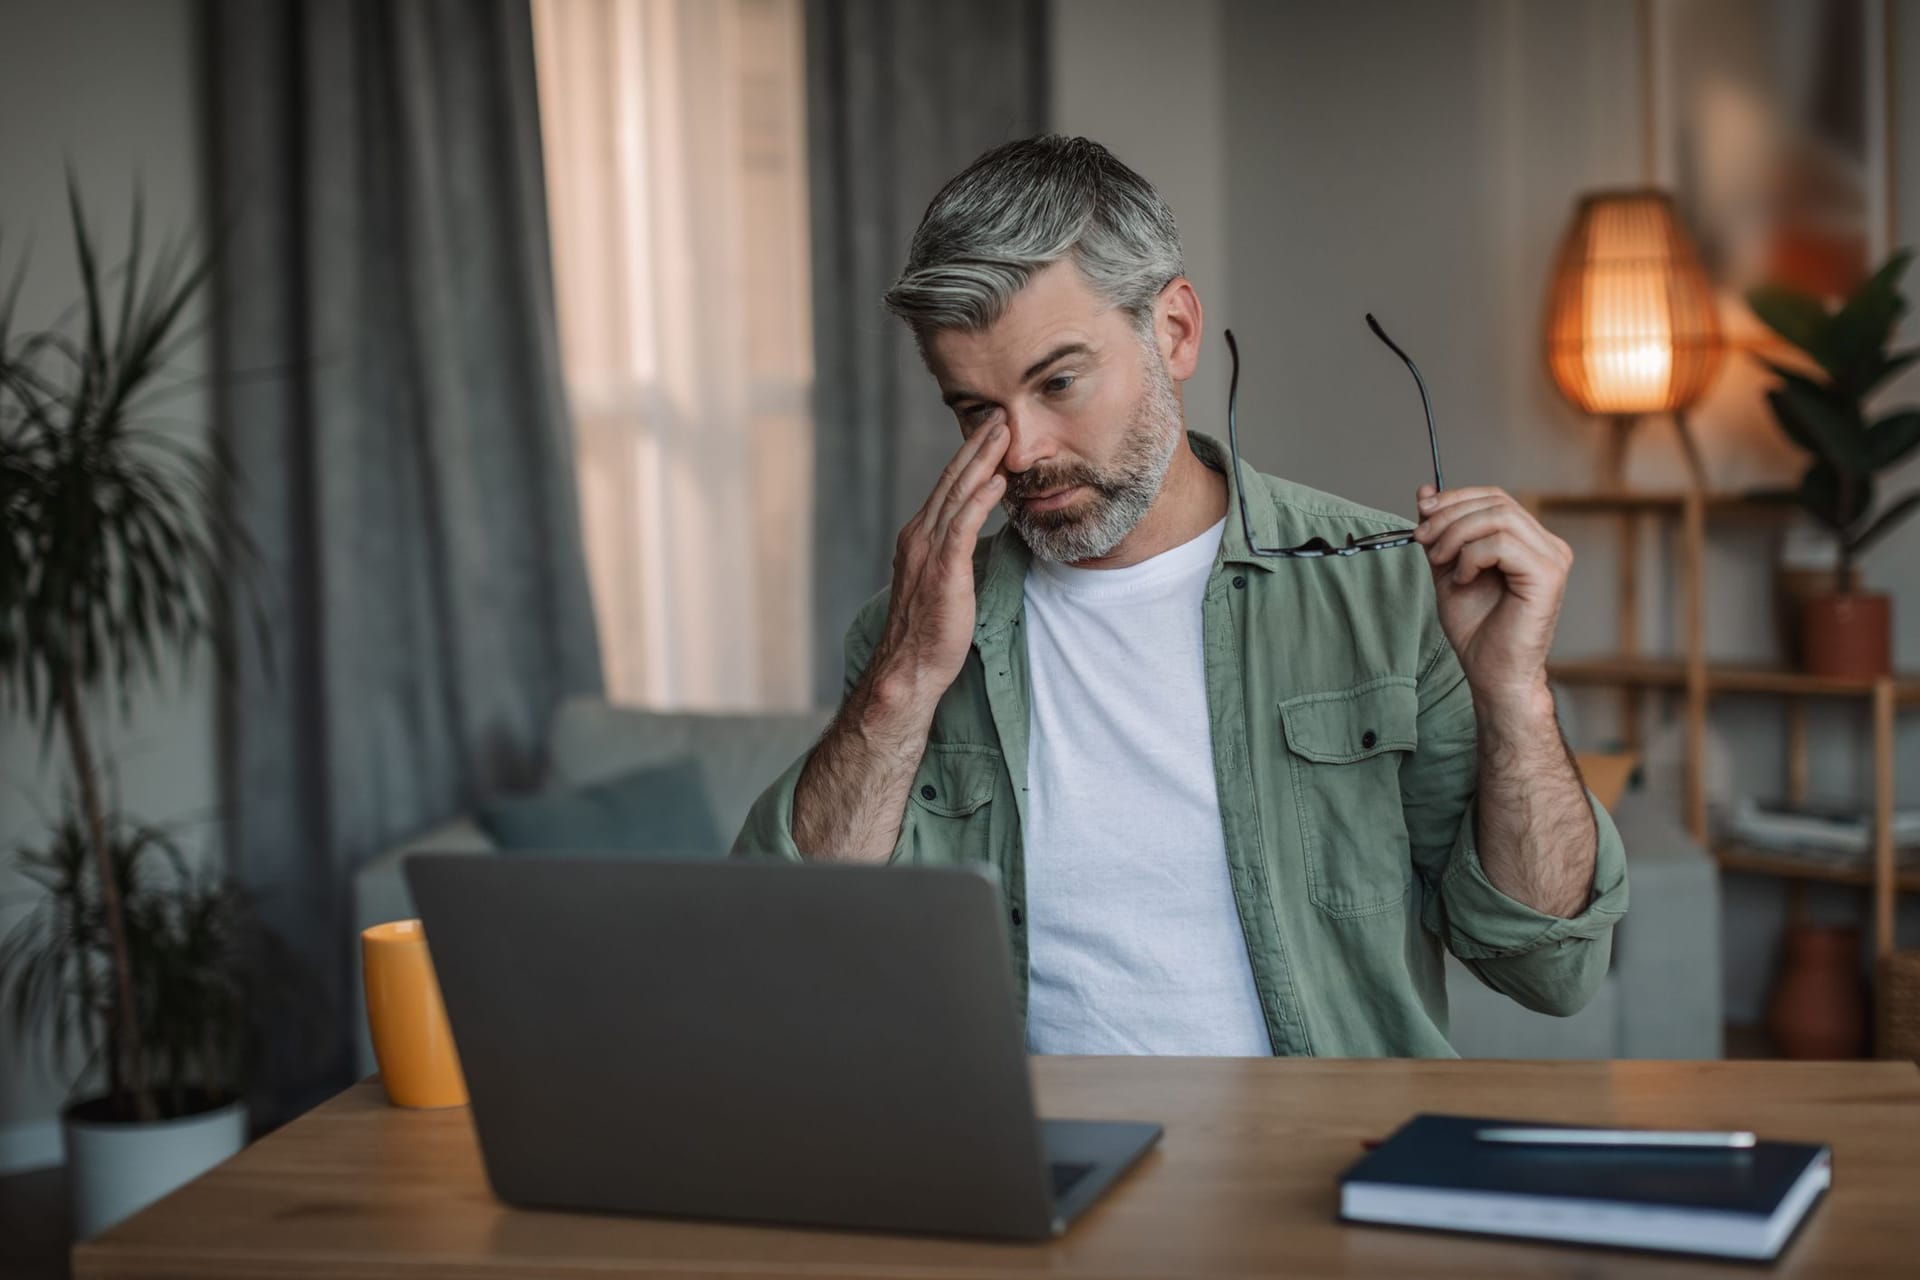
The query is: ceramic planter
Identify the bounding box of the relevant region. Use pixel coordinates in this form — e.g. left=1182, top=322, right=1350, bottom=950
left=63, top=1093, right=247, bottom=1239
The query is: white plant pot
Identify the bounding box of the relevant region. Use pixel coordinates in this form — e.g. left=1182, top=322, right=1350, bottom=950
left=63, top=1096, right=247, bottom=1240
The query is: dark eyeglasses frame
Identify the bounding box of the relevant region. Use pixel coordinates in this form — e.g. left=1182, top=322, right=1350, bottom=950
left=1223, top=315, right=1445, bottom=558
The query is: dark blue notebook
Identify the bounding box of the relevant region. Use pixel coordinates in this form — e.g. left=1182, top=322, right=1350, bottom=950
left=1339, top=1114, right=1831, bottom=1261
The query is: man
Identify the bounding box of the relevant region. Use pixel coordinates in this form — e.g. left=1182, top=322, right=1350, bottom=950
left=734, top=135, right=1627, bottom=1057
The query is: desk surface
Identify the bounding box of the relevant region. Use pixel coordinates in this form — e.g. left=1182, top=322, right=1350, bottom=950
left=75, top=1058, right=1920, bottom=1279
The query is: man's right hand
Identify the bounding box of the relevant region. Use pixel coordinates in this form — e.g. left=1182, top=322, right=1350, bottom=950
left=867, top=419, right=1011, bottom=711
left=790, top=422, right=1010, bottom=861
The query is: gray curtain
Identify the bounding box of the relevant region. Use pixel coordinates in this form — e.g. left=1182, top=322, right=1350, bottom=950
left=806, top=0, right=1049, bottom=703
left=207, top=0, right=602, bottom=1114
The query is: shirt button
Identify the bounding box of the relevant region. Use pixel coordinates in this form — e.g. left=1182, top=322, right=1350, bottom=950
left=1232, top=575, right=1246, bottom=589
left=1361, top=730, right=1378, bottom=749
left=920, top=785, right=937, bottom=801
left=1011, top=907, right=1023, bottom=926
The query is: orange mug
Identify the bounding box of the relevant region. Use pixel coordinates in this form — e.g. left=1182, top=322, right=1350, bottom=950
left=362, top=920, right=469, bottom=1108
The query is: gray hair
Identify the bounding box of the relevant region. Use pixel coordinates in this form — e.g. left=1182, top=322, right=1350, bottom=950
left=883, top=135, right=1185, bottom=340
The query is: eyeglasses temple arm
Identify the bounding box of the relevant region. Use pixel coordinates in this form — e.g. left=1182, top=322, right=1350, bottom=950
left=1365, top=313, right=1444, bottom=493
left=1222, top=329, right=1267, bottom=554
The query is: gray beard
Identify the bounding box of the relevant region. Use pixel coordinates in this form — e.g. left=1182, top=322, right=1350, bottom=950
left=1005, top=353, right=1184, bottom=564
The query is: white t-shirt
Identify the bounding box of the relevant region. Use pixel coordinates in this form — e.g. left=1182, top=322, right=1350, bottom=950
left=1021, top=517, right=1272, bottom=1056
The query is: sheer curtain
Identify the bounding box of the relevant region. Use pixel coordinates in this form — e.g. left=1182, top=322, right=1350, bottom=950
left=532, top=0, right=814, bottom=710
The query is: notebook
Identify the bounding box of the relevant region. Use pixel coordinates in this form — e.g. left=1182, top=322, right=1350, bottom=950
left=1339, top=1114, right=1831, bottom=1261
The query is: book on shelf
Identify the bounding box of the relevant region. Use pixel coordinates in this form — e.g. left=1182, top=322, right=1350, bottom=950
left=1720, top=798, right=1920, bottom=867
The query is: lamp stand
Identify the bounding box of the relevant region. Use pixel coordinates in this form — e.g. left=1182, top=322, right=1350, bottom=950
left=1671, top=408, right=1708, bottom=492
left=1600, top=412, right=1709, bottom=492
left=1602, top=415, right=1638, bottom=490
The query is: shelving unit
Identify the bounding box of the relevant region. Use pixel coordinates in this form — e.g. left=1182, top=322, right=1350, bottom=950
left=1521, top=488, right=1918, bottom=961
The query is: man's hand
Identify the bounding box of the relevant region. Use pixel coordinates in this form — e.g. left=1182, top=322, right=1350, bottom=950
left=1411, top=484, right=1572, bottom=710
left=868, top=420, right=1011, bottom=708
left=790, top=423, right=1009, bottom=861
left=1412, top=483, right=1594, bottom=919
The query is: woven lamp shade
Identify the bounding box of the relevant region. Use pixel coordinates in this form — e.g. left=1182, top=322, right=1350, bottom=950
left=1545, top=190, right=1724, bottom=416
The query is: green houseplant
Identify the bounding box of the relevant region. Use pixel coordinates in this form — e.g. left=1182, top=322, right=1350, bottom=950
left=0, top=181, right=262, bottom=1236
left=2, top=814, right=269, bottom=1116
left=0, top=810, right=289, bottom=1235
left=1748, top=249, right=1920, bottom=677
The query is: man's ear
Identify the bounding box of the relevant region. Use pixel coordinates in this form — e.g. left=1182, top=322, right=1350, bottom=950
left=1155, top=278, right=1203, bottom=382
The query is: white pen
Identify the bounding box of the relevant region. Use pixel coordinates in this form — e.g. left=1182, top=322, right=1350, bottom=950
left=1475, top=1127, right=1757, bottom=1149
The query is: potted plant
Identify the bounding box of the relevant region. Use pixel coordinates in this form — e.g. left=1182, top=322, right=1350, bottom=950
left=1748, top=250, right=1920, bottom=678
left=0, top=812, right=287, bottom=1237
left=0, top=182, right=261, bottom=1237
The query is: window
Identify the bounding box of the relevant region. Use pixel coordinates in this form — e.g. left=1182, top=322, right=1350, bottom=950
left=533, top=0, right=813, bottom=709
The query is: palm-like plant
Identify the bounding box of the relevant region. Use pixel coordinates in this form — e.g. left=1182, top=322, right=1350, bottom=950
left=0, top=180, right=243, bottom=1121
left=1, top=813, right=278, bottom=1121
left=1747, top=250, right=1920, bottom=592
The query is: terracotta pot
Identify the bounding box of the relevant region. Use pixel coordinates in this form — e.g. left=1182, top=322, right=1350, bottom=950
left=1801, top=592, right=1892, bottom=679
left=1774, top=565, right=1859, bottom=665
left=1766, top=925, right=1868, bottom=1059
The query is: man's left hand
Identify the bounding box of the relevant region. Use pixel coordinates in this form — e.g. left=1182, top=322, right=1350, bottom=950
left=1412, top=484, right=1571, bottom=710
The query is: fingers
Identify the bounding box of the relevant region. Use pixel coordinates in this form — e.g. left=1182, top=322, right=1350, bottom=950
left=1427, top=516, right=1572, bottom=592
left=1420, top=504, right=1516, bottom=567
left=1413, top=485, right=1572, bottom=592
left=895, top=423, right=1009, bottom=591
left=941, top=468, right=1006, bottom=561
left=1446, top=532, right=1514, bottom=585
left=1416, top=491, right=1560, bottom=565
left=935, top=422, right=1011, bottom=531
left=1444, top=530, right=1570, bottom=592
left=917, top=418, right=1007, bottom=529
left=1414, top=498, right=1502, bottom=564
left=1416, top=484, right=1506, bottom=516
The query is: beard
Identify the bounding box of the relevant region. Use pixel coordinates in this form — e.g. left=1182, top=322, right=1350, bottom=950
left=1003, top=347, right=1184, bottom=564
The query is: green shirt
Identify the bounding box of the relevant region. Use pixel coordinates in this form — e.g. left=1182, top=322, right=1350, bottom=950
left=733, top=433, right=1629, bottom=1056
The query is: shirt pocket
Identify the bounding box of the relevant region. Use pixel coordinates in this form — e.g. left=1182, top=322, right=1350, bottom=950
left=899, top=742, right=1002, bottom=866
left=1277, top=677, right=1418, bottom=919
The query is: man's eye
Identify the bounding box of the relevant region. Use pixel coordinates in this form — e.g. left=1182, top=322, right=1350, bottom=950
left=960, top=404, right=991, bottom=422
left=1044, top=374, right=1075, bottom=394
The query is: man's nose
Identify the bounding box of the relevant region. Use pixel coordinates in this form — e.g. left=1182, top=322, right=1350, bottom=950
left=1000, top=408, right=1052, bottom=474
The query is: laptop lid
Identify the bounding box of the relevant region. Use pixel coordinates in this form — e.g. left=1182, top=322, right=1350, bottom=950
left=405, top=855, right=1059, bottom=1238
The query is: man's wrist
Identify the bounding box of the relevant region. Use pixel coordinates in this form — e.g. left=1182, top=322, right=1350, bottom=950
left=1471, top=676, right=1558, bottom=748
left=852, top=660, right=940, bottom=749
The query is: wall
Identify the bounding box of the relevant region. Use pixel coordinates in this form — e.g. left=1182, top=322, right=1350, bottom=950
left=1051, top=0, right=1233, bottom=447
left=1057, top=0, right=1920, bottom=1029
left=0, top=0, right=214, bottom=1171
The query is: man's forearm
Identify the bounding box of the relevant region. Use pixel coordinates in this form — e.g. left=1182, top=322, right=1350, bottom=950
left=790, top=670, right=935, bottom=862
left=1471, top=683, right=1597, bottom=918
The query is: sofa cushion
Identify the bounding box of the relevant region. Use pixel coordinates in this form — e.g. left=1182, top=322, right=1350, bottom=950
left=478, top=757, right=723, bottom=857
left=544, top=697, right=834, bottom=838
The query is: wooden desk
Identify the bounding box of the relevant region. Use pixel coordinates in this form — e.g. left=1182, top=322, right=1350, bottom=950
left=75, top=1058, right=1920, bottom=1278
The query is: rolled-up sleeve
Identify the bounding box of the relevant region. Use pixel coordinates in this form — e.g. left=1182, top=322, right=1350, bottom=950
left=731, top=749, right=812, bottom=861
left=1403, top=637, right=1630, bottom=1018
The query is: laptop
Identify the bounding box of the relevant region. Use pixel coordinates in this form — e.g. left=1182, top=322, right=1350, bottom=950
left=405, top=855, right=1163, bottom=1239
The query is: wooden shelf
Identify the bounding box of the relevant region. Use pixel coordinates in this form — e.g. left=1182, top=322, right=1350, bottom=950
left=1714, top=843, right=1920, bottom=893
left=1533, top=480, right=1911, bottom=956
left=1522, top=489, right=1793, bottom=515
left=1549, top=656, right=1920, bottom=703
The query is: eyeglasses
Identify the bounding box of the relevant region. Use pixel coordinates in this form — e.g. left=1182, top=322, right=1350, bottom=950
left=1223, top=316, right=1445, bottom=558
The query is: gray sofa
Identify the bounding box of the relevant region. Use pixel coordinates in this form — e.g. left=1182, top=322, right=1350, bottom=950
left=352, top=697, right=1720, bottom=1073
left=351, top=697, right=834, bottom=1075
